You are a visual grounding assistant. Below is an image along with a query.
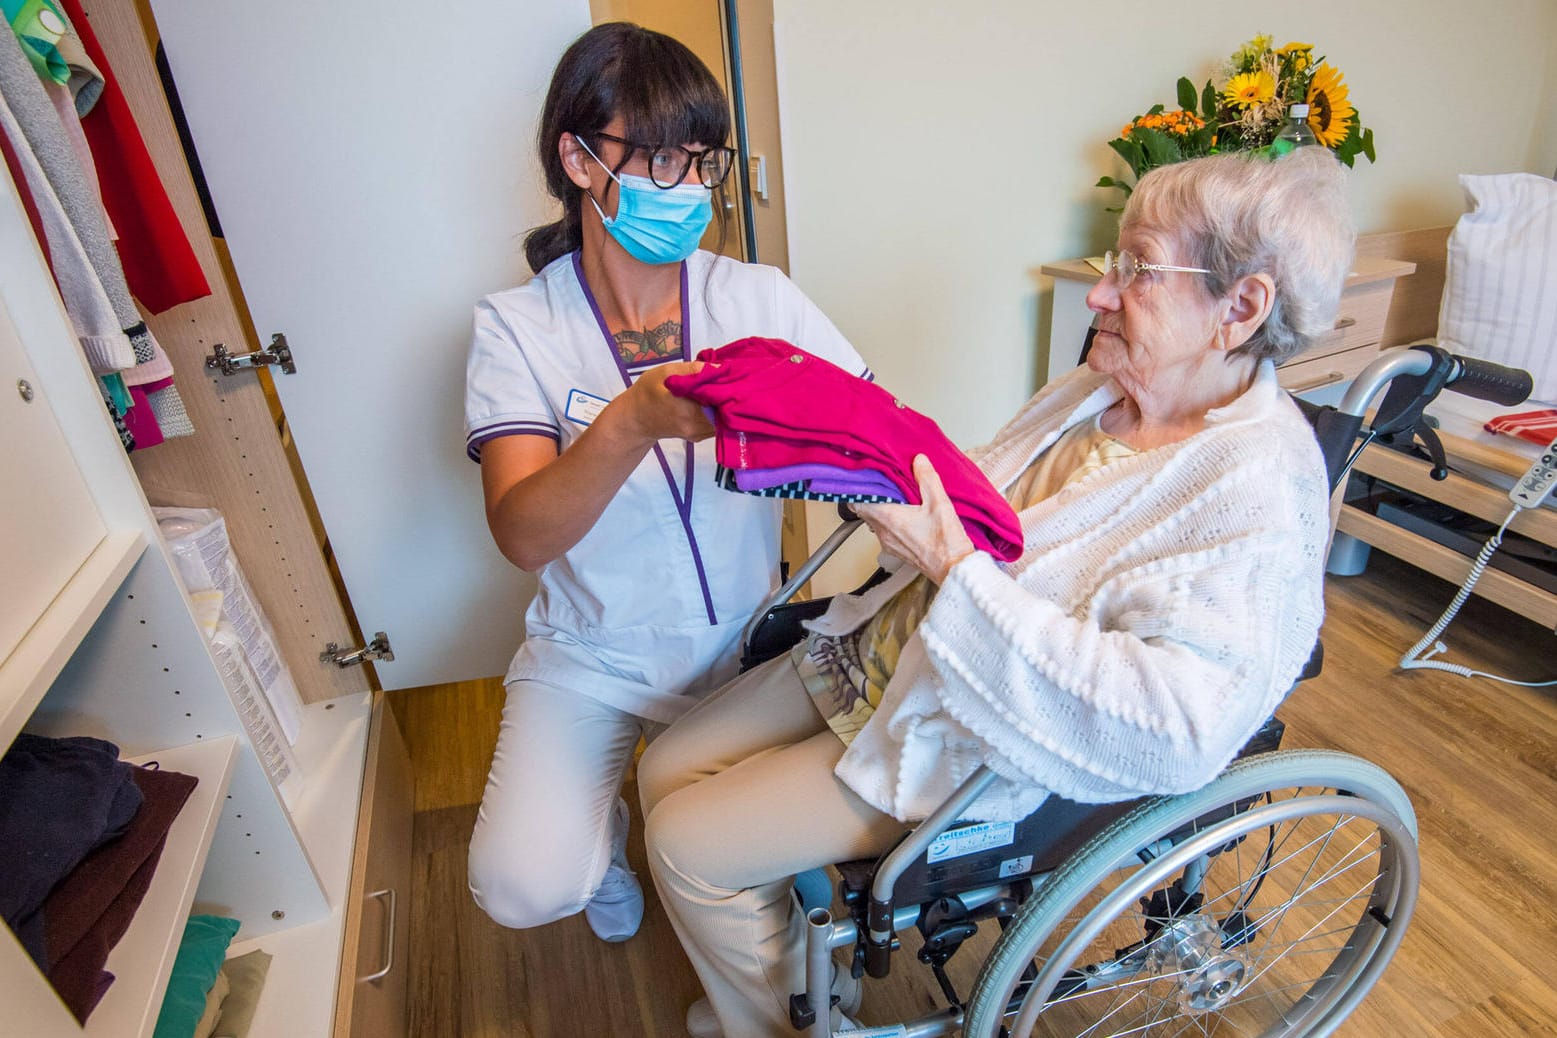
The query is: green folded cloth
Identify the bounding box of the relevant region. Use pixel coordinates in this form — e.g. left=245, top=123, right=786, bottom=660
left=152, top=915, right=240, bottom=1038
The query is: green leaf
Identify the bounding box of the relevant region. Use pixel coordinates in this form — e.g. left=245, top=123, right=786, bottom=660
left=1095, top=175, right=1133, bottom=201
left=1332, top=124, right=1360, bottom=167
left=1133, top=127, right=1183, bottom=169
left=1177, top=77, right=1198, bottom=113
left=1201, top=79, right=1218, bottom=120
left=1108, top=137, right=1149, bottom=177
left=1329, top=120, right=1376, bottom=168
left=1146, top=103, right=1166, bottom=116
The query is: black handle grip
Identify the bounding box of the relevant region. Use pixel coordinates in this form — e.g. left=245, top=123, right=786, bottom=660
left=1448, top=355, right=1533, bottom=407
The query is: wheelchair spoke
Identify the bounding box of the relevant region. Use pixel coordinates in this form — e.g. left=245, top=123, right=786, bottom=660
left=1239, top=831, right=1384, bottom=973
left=964, top=761, right=1417, bottom=1038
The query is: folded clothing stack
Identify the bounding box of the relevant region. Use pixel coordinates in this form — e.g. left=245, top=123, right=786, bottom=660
left=666, top=338, right=1023, bottom=561
left=0, top=732, right=198, bottom=1022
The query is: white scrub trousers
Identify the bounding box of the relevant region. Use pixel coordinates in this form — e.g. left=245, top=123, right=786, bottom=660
left=467, top=678, right=653, bottom=929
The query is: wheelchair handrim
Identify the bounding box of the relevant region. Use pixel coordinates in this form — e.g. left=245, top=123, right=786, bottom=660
left=1009, top=794, right=1416, bottom=1036
left=966, top=750, right=1420, bottom=1038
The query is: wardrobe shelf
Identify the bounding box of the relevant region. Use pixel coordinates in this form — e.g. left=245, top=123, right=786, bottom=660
left=222, top=694, right=373, bottom=1038
left=0, top=529, right=146, bottom=753
left=1, top=734, right=238, bottom=1038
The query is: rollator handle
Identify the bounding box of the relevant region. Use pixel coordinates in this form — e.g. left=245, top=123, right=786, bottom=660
left=1445, top=353, right=1533, bottom=407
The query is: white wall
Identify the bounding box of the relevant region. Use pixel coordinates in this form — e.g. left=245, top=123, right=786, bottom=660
left=1534, top=26, right=1557, bottom=178
left=773, top=0, right=1557, bottom=448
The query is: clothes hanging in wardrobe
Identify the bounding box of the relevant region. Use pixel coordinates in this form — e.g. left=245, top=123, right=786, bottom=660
left=58, top=0, right=210, bottom=314
left=0, top=9, right=203, bottom=447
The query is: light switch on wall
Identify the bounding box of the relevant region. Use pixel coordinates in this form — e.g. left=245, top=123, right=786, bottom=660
left=748, top=154, right=769, bottom=201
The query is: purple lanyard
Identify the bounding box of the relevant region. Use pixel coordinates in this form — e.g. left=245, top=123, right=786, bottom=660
left=572, top=252, right=718, bottom=626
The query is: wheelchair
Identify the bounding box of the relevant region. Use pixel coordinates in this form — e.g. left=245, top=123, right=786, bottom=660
left=733, top=344, right=1536, bottom=1038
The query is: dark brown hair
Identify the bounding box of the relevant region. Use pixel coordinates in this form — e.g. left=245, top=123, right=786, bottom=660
left=525, top=22, right=732, bottom=273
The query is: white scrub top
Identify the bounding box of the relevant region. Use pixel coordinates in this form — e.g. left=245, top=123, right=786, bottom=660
left=465, top=249, right=870, bottom=722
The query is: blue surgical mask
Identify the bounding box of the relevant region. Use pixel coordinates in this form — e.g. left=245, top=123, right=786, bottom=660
left=577, top=138, right=712, bottom=265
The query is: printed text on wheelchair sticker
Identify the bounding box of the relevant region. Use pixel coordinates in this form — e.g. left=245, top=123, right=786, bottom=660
left=925, top=822, right=1016, bottom=864
left=999, top=855, right=1034, bottom=879
left=565, top=388, right=609, bottom=426
left=846, top=1027, right=909, bottom=1038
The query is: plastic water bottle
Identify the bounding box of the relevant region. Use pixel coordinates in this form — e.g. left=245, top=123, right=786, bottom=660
left=1274, top=103, right=1318, bottom=153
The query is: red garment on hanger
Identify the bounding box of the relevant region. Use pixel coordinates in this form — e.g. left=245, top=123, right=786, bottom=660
left=59, top=0, right=210, bottom=314
left=666, top=338, right=1023, bottom=561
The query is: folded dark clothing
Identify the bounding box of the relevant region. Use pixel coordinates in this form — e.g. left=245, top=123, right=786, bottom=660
left=45, top=837, right=163, bottom=1024
left=40, top=763, right=199, bottom=1024
left=0, top=733, right=143, bottom=956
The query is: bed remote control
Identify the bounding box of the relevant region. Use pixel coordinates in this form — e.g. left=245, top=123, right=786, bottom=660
left=1510, top=435, right=1557, bottom=508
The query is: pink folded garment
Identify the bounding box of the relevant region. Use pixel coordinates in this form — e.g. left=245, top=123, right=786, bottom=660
left=666, top=338, right=1023, bottom=561
left=1485, top=409, right=1557, bottom=448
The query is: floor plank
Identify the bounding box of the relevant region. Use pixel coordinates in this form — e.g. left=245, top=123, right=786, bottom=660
left=392, top=552, right=1557, bottom=1035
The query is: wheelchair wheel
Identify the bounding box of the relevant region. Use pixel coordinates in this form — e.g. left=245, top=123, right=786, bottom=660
left=961, top=750, right=1418, bottom=1038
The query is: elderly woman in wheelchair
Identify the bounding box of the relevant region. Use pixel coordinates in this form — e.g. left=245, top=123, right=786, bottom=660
left=639, top=147, right=1426, bottom=1038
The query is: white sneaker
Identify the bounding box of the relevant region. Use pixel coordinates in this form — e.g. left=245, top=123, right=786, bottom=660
left=684, top=967, right=861, bottom=1037
left=685, top=998, right=721, bottom=1038
left=584, top=798, right=643, bottom=942
left=833, top=968, right=863, bottom=1016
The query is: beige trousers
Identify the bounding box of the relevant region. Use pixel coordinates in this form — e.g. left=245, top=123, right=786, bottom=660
left=638, top=653, right=907, bottom=1038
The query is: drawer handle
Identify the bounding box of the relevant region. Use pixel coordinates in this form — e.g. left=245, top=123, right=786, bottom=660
left=1332, top=316, right=1357, bottom=330
left=1288, top=370, right=1346, bottom=392
left=359, top=887, right=397, bottom=983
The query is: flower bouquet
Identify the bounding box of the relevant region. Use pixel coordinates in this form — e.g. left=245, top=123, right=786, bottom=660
left=1098, top=35, right=1376, bottom=201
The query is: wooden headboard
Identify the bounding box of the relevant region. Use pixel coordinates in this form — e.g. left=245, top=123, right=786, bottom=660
left=1354, top=226, right=1452, bottom=347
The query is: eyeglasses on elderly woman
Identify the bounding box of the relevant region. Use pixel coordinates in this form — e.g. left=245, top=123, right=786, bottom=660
left=1101, top=249, right=1212, bottom=291
left=589, top=131, right=736, bottom=189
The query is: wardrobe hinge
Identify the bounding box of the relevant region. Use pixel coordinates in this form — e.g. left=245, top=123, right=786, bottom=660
left=205, top=333, right=297, bottom=376
left=319, top=631, right=394, bottom=668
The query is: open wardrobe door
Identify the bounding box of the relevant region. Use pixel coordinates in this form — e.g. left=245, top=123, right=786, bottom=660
left=143, top=1, right=592, bottom=688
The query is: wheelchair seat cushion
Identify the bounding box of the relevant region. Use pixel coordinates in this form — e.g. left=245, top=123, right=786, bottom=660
left=838, top=716, right=1287, bottom=910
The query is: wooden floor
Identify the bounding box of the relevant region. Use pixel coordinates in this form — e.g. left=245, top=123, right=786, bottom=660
left=389, top=552, right=1557, bottom=1037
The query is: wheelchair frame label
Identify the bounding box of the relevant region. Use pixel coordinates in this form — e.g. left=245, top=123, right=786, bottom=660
left=925, top=821, right=1016, bottom=864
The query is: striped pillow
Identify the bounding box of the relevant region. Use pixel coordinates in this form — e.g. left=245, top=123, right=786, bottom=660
left=1438, top=173, right=1557, bottom=403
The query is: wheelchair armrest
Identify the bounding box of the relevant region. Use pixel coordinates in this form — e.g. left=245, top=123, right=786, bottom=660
left=739, top=598, right=832, bottom=671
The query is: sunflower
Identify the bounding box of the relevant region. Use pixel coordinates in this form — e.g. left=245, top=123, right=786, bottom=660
left=1223, top=69, right=1276, bottom=110
left=1306, top=63, right=1355, bottom=147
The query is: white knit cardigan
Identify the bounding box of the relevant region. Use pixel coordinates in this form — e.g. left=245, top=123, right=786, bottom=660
left=808, top=360, right=1331, bottom=823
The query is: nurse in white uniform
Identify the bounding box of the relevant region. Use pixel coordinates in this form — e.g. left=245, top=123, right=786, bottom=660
left=463, top=22, right=869, bottom=943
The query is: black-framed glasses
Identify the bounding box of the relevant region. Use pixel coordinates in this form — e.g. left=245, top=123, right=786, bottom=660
left=590, top=132, right=736, bottom=189
left=1102, top=249, right=1212, bottom=291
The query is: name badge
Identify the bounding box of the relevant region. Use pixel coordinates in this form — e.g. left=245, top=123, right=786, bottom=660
left=564, top=388, right=610, bottom=426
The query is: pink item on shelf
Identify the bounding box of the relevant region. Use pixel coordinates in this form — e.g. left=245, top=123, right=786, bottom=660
left=666, top=338, right=1023, bottom=561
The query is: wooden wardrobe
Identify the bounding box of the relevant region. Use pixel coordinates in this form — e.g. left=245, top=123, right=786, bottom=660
left=0, top=0, right=549, bottom=1033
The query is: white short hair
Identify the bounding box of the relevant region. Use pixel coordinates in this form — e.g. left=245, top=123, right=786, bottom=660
left=1123, top=148, right=1356, bottom=365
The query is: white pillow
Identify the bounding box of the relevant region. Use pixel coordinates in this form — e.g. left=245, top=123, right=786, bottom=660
left=1437, top=173, right=1557, bottom=403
